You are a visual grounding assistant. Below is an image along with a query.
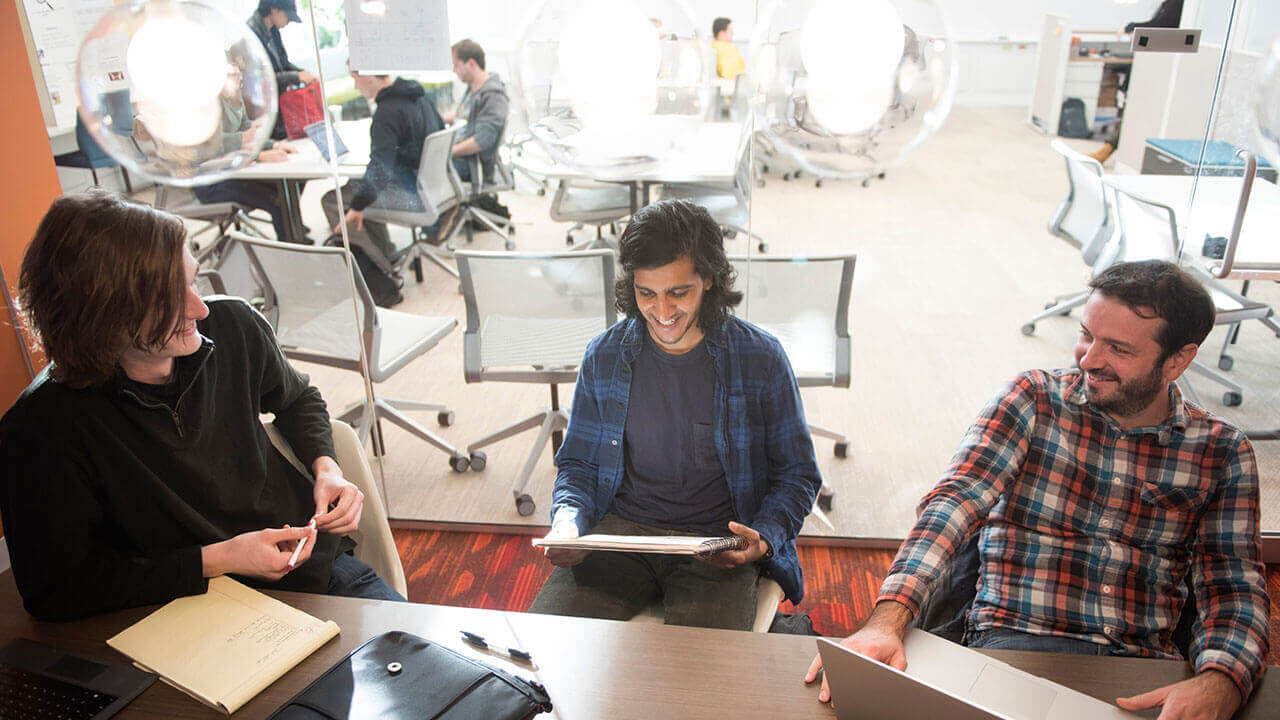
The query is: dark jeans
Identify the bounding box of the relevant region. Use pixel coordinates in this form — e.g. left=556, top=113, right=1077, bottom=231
left=966, top=627, right=1115, bottom=656
left=194, top=180, right=290, bottom=244
left=326, top=552, right=405, bottom=602
left=527, top=513, right=760, bottom=630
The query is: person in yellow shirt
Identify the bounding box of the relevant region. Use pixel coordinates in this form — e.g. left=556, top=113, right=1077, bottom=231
left=710, top=17, right=744, bottom=79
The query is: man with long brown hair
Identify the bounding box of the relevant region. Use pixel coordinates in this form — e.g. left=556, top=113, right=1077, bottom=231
left=0, top=191, right=402, bottom=621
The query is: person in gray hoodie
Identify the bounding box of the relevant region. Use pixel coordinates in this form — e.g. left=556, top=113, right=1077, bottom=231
left=445, top=39, right=508, bottom=184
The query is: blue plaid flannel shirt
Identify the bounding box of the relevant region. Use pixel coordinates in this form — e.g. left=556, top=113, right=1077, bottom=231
left=552, top=315, right=823, bottom=603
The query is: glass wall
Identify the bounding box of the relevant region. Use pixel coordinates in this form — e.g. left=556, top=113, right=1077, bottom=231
left=21, top=0, right=1279, bottom=544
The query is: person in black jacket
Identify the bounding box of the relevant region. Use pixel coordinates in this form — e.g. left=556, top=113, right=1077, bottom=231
left=247, top=0, right=317, bottom=140
left=323, top=72, right=444, bottom=306
left=0, top=192, right=404, bottom=621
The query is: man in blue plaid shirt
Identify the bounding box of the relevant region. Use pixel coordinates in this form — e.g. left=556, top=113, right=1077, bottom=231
left=806, top=260, right=1269, bottom=719
left=528, top=200, right=822, bottom=630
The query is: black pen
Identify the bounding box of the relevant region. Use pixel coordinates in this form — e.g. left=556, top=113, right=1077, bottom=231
left=461, top=630, right=533, bottom=662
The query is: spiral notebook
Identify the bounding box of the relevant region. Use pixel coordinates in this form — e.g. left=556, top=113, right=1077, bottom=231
left=531, top=534, right=748, bottom=556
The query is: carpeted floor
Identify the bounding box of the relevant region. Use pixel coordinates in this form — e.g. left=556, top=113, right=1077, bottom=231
left=393, top=528, right=1280, bottom=666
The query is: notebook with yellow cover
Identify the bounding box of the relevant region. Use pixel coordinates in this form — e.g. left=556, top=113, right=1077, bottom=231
left=107, top=576, right=340, bottom=715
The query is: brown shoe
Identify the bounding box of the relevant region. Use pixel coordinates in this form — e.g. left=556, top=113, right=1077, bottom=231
left=427, top=205, right=462, bottom=246
left=1088, top=142, right=1114, bottom=164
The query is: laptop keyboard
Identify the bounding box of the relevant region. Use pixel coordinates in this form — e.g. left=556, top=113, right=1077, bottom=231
left=0, top=663, right=117, bottom=720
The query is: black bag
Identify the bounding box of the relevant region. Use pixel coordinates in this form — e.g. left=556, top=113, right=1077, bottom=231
left=1058, top=98, right=1091, bottom=139
left=269, top=631, right=552, bottom=720
left=325, top=236, right=402, bottom=308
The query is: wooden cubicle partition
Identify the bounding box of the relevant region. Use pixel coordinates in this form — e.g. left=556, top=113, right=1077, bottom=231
left=0, top=0, right=61, bottom=413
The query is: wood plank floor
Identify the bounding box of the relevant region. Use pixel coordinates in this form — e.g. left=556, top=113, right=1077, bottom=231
left=252, top=104, right=1279, bottom=539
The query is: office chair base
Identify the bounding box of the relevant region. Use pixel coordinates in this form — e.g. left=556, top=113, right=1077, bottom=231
left=340, top=397, right=468, bottom=470
left=1023, top=291, right=1088, bottom=335
left=1186, top=361, right=1244, bottom=407
left=465, top=407, right=571, bottom=516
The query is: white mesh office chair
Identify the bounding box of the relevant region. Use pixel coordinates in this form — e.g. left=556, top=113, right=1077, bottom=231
left=264, top=419, right=408, bottom=597
left=228, top=231, right=469, bottom=470
left=1021, top=140, right=1116, bottom=336
left=729, top=254, right=855, bottom=511
left=1106, top=187, right=1280, bottom=407
left=448, top=130, right=518, bottom=250
left=550, top=179, right=631, bottom=250
left=359, top=125, right=464, bottom=282
left=657, top=141, right=768, bottom=253
left=456, top=249, right=617, bottom=516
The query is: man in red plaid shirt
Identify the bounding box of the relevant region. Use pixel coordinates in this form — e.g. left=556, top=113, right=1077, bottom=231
left=806, top=260, right=1269, bottom=719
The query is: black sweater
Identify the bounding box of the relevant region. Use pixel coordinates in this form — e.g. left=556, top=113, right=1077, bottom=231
left=0, top=298, right=340, bottom=620
left=350, top=78, right=445, bottom=211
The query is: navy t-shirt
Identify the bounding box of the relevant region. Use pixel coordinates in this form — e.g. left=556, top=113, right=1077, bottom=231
left=611, top=330, right=736, bottom=535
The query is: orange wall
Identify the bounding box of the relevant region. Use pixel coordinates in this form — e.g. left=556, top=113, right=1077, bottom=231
left=1, top=0, right=61, bottom=413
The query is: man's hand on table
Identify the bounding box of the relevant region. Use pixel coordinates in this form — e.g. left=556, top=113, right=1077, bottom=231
left=805, top=601, right=912, bottom=703
left=1116, top=669, right=1242, bottom=720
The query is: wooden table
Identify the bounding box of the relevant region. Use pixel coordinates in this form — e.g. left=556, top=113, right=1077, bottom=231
left=1, top=572, right=1274, bottom=719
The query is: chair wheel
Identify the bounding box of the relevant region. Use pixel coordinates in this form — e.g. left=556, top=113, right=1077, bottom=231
left=833, top=442, right=848, bottom=458
left=1021, top=323, right=1036, bottom=336
left=817, top=490, right=834, bottom=512
left=1218, top=355, right=1234, bottom=371
left=861, top=178, right=871, bottom=188
left=1043, top=301, right=1056, bottom=309
left=505, top=240, right=516, bottom=250
left=449, top=454, right=470, bottom=473
left=515, top=494, right=536, bottom=516
left=468, top=450, right=487, bottom=472
left=815, top=179, right=823, bottom=188
left=437, top=410, right=455, bottom=427
left=757, top=242, right=768, bottom=253
left=537, top=187, right=546, bottom=196
left=782, top=172, right=792, bottom=181
left=724, top=229, right=738, bottom=239
left=565, top=233, right=575, bottom=246
left=1223, top=392, right=1242, bottom=407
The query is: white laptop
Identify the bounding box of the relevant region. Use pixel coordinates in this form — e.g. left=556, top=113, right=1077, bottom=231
left=816, top=629, right=1141, bottom=720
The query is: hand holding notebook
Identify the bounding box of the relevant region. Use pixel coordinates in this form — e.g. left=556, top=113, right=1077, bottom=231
left=533, top=532, right=749, bottom=556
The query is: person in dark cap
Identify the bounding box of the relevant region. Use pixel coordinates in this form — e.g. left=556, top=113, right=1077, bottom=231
left=247, top=0, right=316, bottom=140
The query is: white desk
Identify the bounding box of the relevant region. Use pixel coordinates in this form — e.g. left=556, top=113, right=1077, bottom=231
left=514, top=121, right=745, bottom=213
left=1103, top=174, right=1280, bottom=281
left=229, top=118, right=372, bottom=181
left=224, top=119, right=372, bottom=242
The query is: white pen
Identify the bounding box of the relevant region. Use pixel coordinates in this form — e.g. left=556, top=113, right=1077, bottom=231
left=287, top=519, right=317, bottom=569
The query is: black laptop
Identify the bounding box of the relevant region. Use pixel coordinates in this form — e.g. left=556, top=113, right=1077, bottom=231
left=0, top=638, right=155, bottom=719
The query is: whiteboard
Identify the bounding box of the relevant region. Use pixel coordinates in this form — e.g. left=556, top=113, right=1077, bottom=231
left=344, top=0, right=452, bottom=73
left=22, top=0, right=115, bottom=128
